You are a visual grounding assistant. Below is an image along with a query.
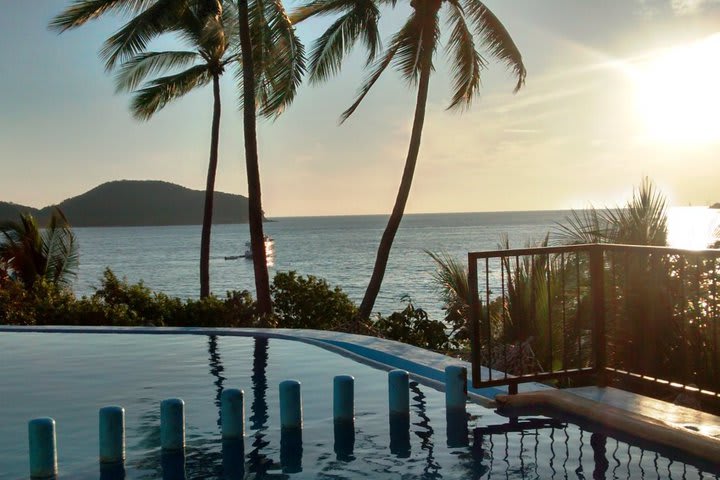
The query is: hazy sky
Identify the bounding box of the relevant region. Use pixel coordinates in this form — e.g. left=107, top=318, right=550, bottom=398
left=1, top=0, right=719, bottom=216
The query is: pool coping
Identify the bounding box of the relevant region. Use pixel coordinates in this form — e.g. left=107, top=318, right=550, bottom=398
left=0, top=325, right=551, bottom=407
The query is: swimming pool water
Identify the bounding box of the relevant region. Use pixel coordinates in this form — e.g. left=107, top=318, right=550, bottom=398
left=0, top=332, right=717, bottom=479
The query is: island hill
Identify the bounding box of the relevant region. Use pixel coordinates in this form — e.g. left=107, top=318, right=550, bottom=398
left=0, top=180, right=257, bottom=227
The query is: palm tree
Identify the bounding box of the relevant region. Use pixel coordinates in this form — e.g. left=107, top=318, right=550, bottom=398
left=234, top=0, right=305, bottom=315
left=0, top=209, right=79, bottom=289
left=114, top=1, right=234, bottom=299
left=292, top=0, right=526, bottom=318
left=51, top=0, right=304, bottom=310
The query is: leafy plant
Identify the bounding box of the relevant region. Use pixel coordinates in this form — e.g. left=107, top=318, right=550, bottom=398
left=0, top=208, right=78, bottom=289
left=373, top=297, right=452, bottom=352
left=426, top=250, right=473, bottom=341
left=555, top=177, right=668, bottom=246
left=271, top=271, right=357, bottom=330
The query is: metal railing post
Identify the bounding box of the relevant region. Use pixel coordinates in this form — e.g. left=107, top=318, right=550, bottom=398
left=468, top=254, right=482, bottom=388
left=590, top=245, right=607, bottom=387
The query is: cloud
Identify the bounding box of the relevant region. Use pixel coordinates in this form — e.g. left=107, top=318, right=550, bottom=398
left=638, top=0, right=720, bottom=15
left=671, top=0, right=720, bottom=13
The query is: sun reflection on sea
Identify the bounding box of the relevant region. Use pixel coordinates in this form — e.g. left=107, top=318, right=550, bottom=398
left=666, top=207, right=720, bottom=250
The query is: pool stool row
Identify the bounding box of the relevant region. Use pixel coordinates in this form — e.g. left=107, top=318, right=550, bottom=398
left=27, top=365, right=468, bottom=479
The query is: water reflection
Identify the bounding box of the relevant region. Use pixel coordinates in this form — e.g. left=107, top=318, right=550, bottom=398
left=333, top=421, right=355, bottom=461
left=160, top=451, right=185, bottom=480
left=247, top=337, right=277, bottom=476
left=99, top=462, right=126, bottom=480
left=222, top=438, right=245, bottom=479
left=207, top=335, right=226, bottom=429
left=409, top=381, right=441, bottom=478
left=280, top=428, right=303, bottom=473
left=389, top=413, right=411, bottom=458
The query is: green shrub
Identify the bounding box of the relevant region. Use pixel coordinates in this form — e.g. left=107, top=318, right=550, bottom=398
left=172, top=290, right=257, bottom=328
left=271, top=271, right=357, bottom=329
left=0, top=269, right=259, bottom=328
left=373, top=297, right=453, bottom=352
left=1, top=268, right=462, bottom=355
left=92, top=268, right=182, bottom=325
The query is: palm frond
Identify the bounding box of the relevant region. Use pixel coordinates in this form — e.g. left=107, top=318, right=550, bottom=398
left=290, top=0, right=362, bottom=24
left=115, top=50, right=200, bottom=92
left=49, top=0, right=155, bottom=32
left=555, top=178, right=668, bottom=247
left=0, top=213, right=45, bottom=288
left=41, top=209, right=79, bottom=288
left=607, top=177, right=668, bottom=246
left=338, top=20, right=415, bottom=122
left=462, top=0, right=526, bottom=92
left=197, top=4, right=229, bottom=57
left=445, top=0, right=485, bottom=110
left=554, top=208, right=609, bottom=245
left=256, top=11, right=306, bottom=117
left=426, top=249, right=472, bottom=339
left=305, top=0, right=380, bottom=83
left=390, top=12, right=428, bottom=83
left=99, top=0, right=186, bottom=71
left=236, top=0, right=306, bottom=117
left=131, top=64, right=212, bottom=120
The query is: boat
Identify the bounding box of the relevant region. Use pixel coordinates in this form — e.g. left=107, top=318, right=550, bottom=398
left=224, top=236, right=274, bottom=260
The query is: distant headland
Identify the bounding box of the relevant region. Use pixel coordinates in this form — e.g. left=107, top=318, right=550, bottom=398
left=711, top=203, right=720, bottom=209
left=0, top=180, right=256, bottom=227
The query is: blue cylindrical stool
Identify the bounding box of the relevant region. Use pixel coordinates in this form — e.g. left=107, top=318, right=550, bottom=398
left=333, top=375, right=354, bottom=424
left=160, top=398, right=185, bottom=452
left=99, top=406, right=125, bottom=465
left=388, top=370, right=409, bottom=417
left=221, top=389, right=245, bottom=439
left=279, top=380, right=302, bottom=430
left=28, top=417, right=58, bottom=479
left=444, top=365, right=467, bottom=414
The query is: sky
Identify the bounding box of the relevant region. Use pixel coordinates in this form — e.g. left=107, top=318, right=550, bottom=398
left=1, top=0, right=719, bottom=217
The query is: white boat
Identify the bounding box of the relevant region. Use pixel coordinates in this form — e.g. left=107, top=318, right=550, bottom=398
left=244, top=236, right=274, bottom=259
left=224, top=236, right=273, bottom=260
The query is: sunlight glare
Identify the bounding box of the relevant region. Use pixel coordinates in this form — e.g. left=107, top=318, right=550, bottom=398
left=666, top=207, right=720, bottom=250
left=635, top=34, right=720, bottom=145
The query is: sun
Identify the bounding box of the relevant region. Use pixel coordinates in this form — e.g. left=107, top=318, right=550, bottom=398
left=634, top=34, right=720, bottom=145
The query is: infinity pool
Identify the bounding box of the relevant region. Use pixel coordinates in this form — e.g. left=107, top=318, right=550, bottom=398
left=0, top=332, right=717, bottom=479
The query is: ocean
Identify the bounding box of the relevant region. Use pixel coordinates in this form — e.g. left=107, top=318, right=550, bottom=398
left=72, top=208, right=720, bottom=320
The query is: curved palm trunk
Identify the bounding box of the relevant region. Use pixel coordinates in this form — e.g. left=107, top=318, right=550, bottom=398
left=238, top=0, right=273, bottom=315
left=358, top=55, right=433, bottom=319
left=200, top=73, right=222, bottom=298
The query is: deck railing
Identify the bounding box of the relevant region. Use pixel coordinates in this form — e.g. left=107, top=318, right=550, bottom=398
left=468, top=244, right=720, bottom=404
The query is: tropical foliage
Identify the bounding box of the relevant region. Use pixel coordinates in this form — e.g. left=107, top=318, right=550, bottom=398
left=0, top=209, right=78, bottom=290
left=374, top=297, right=454, bottom=352
left=292, top=0, right=526, bottom=319
left=271, top=271, right=357, bottom=330
left=50, top=0, right=305, bottom=309
left=555, top=177, right=668, bottom=246
left=426, top=250, right=471, bottom=341
left=1, top=267, right=456, bottom=353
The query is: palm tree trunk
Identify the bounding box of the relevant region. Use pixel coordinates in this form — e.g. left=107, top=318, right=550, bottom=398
left=358, top=53, right=433, bottom=319
left=238, top=0, right=272, bottom=315
left=200, top=73, right=222, bottom=298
